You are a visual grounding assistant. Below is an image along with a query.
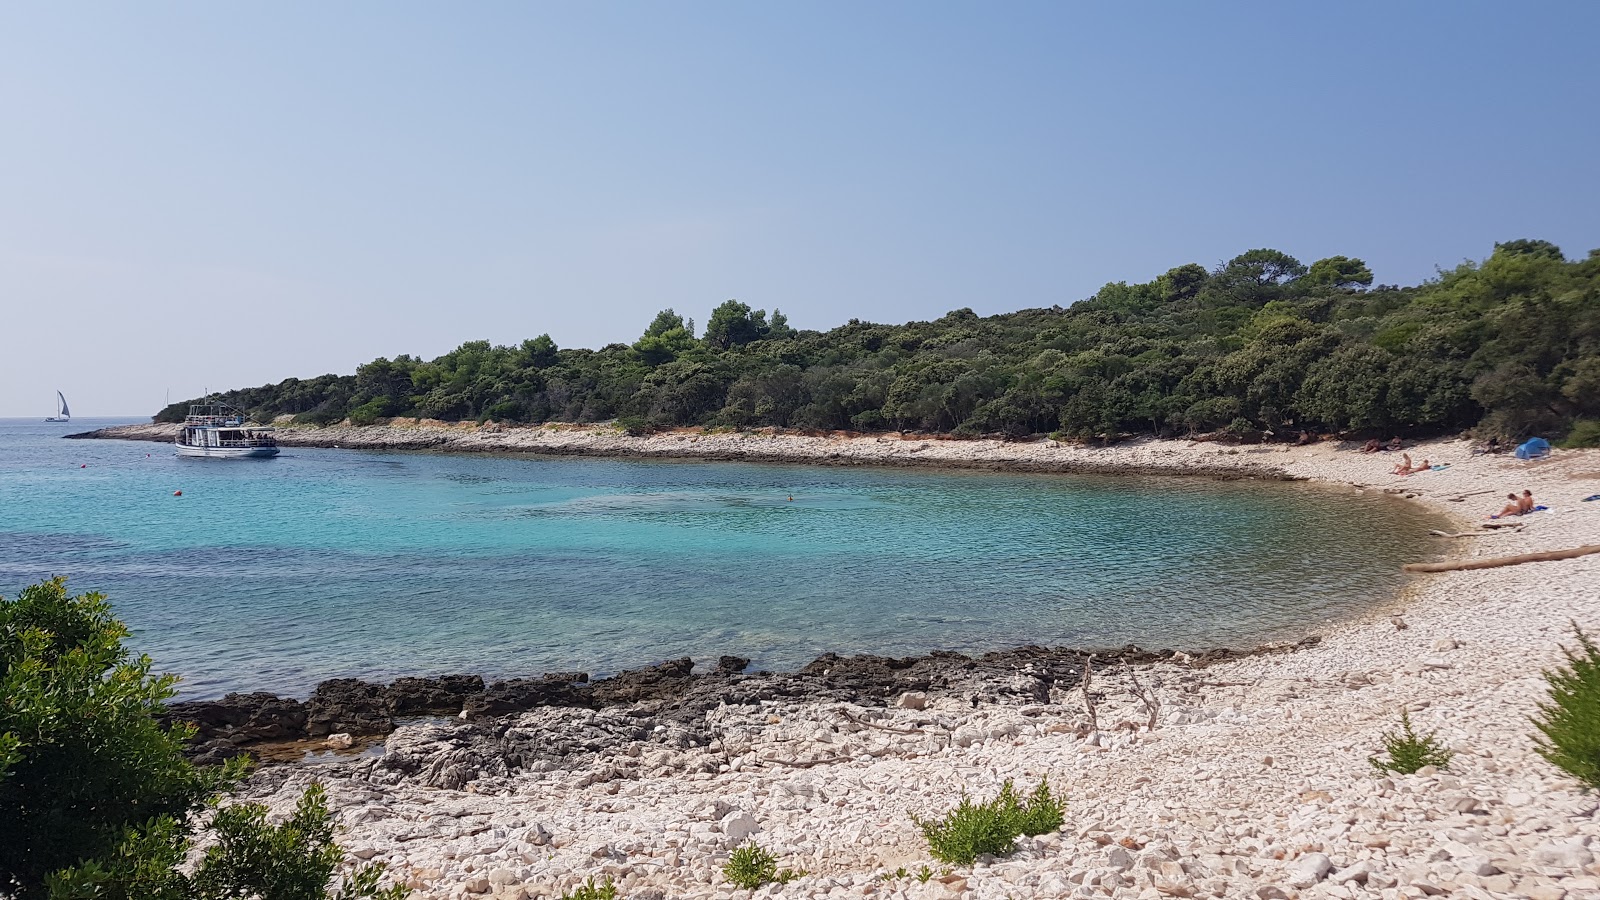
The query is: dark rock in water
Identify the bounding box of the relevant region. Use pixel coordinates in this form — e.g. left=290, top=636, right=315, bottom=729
left=305, top=678, right=392, bottom=736
left=163, top=691, right=308, bottom=743
left=715, top=655, right=751, bottom=675
left=587, top=656, right=696, bottom=706
left=797, top=651, right=945, bottom=699
left=541, top=671, right=589, bottom=683
left=463, top=676, right=591, bottom=718
left=386, top=674, right=485, bottom=715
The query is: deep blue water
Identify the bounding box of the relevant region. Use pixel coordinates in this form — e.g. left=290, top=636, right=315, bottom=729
left=0, top=418, right=1440, bottom=699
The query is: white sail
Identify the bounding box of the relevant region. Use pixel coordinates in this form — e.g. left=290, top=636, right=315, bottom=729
left=45, top=391, right=71, bottom=422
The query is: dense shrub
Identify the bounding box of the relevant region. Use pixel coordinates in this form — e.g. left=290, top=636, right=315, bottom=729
left=914, top=778, right=1065, bottom=866
left=1369, top=709, right=1454, bottom=775
left=0, top=578, right=404, bottom=900
left=0, top=578, right=234, bottom=898
left=1561, top=419, right=1600, bottom=449
left=1533, top=626, right=1600, bottom=789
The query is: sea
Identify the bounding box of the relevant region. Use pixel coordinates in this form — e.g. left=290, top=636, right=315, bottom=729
left=0, top=418, right=1443, bottom=699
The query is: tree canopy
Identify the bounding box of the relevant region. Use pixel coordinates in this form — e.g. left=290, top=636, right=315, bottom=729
left=156, top=242, right=1600, bottom=441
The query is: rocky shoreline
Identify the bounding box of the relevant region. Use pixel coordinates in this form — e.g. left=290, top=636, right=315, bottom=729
left=167, top=644, right=1280, bottom=771
left=91, top=429, right=1600, bottom=899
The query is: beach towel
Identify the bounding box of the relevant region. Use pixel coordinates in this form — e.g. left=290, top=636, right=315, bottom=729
left=1516, top=437, right=1551, bottom=460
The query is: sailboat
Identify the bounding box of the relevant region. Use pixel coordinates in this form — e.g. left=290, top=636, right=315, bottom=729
left=44, top=391, right=71, bottom=423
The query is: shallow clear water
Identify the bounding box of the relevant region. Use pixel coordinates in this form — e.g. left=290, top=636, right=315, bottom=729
left=0, top=418, right=1442, bottom=699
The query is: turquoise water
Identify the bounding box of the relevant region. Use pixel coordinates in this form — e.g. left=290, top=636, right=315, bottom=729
left=0, top=419, right=1440, bottom=699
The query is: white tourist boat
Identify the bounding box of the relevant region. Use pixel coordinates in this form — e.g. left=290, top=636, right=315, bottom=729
left=176, top=402, right=280, bottom=458
left=44, top=391, right=71, bottom=423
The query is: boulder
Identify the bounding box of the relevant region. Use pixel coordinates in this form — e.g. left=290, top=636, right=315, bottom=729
left=305, top=678, right=392, bottom=736
left=587, top=657, right=697, bottom=706
left=715, top=655, right=751, bottom=675
left=162, top=691, right=308, bottom=744
left=463, top=677, right=590, bottom=718
left=722, top=811, right=760, bottom=842
left=1286, top=853, right=1332, bottom=888
left=386, top=674, right=485, bottom=715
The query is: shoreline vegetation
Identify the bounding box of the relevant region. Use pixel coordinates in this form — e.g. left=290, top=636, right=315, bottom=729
left=50, top=428, right=1600, bottom=897
left=148, top=242, right=1600, bottom=450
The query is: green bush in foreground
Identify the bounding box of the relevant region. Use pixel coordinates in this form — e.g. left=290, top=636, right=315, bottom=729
left=721, top=841, right=803, bottom=890
left=914, top=778, right=1065, bottom=866
left=0, top=577, right=236, bottom=898
left=559, top=876, right=618, bottom=900
left=1533, top=625, right=1600, bottom=789
left=0, top=578, right=404, bottom=900
left=1369, top=709, right=1454, bottom=775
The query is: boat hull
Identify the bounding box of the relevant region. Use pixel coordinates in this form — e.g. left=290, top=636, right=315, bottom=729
left=175, top=443, right=280, bottom=459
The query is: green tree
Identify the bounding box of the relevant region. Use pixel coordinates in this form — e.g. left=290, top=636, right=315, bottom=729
left=1158, top=263, right=1209, bottom=300
left=1220, top=248, right=1307, bottom=286
left=0, top=579, right=403, bottom=900
left=634, top=308, right=698, bottom=365
left=1304, top=256, right=1374, bottom=290
left=703, top=300, right=769, bottom=349
left=1494, top=238, right=1564, bottom=261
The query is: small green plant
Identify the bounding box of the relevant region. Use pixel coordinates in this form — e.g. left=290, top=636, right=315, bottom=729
left=915, top=865, right=940, bottom=883
left=1369, top=709, right=1454, bottom=775
left=1533, top=625, right=1600, bottom=789
left=722, top=841, right=778, bottom=890
left=559, top=875, right=618, bottom=900
left=913, top=777, right=1065, bottom=866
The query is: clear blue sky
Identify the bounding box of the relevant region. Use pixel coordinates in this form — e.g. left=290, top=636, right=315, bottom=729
left=3, top=2, right=1596, bottom=416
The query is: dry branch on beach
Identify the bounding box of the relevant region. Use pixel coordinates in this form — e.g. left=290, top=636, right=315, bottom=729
left=1403, top=544, right=1600, bottom=573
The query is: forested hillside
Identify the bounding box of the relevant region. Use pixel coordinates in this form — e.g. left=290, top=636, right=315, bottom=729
left=157, top=241, right=1600, bottom=442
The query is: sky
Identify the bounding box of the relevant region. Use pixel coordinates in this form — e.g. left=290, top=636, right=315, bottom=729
left=2, top=2, right=1597, bottom=417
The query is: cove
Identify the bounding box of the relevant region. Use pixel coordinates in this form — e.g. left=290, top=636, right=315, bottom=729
left=0, top=419, right=1444, bottom=699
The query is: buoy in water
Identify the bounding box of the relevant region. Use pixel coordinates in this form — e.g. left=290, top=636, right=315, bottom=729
left=80, top=464, right=87, bottom=468
left=173, top=490, right=182, bottom=496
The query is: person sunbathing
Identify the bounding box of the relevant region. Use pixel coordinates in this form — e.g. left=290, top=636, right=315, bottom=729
left=1362, top=438, right=1382, bottom=453
left=1492, top=493, right=1522, bottom=518
left=1413, top=458, right=1432, bottom=472
left=1518, top=490, right=1535, bottom=514
left=1391, top=453, right=1414, bottom=475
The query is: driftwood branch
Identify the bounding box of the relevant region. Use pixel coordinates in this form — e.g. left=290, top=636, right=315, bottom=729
left=1081, top=654, right=1099, bottom=734
left=757, top=755, right=853, bottom=769
left=836, top=708, right=929, bottom=736
left=1123, top=658, right=1161, bottom=731
left=1428, top=528, right=1519, bottom=538
left=1403, top=544, right=1600, bottom=573
left=758, top=745, right=894, bottom=768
